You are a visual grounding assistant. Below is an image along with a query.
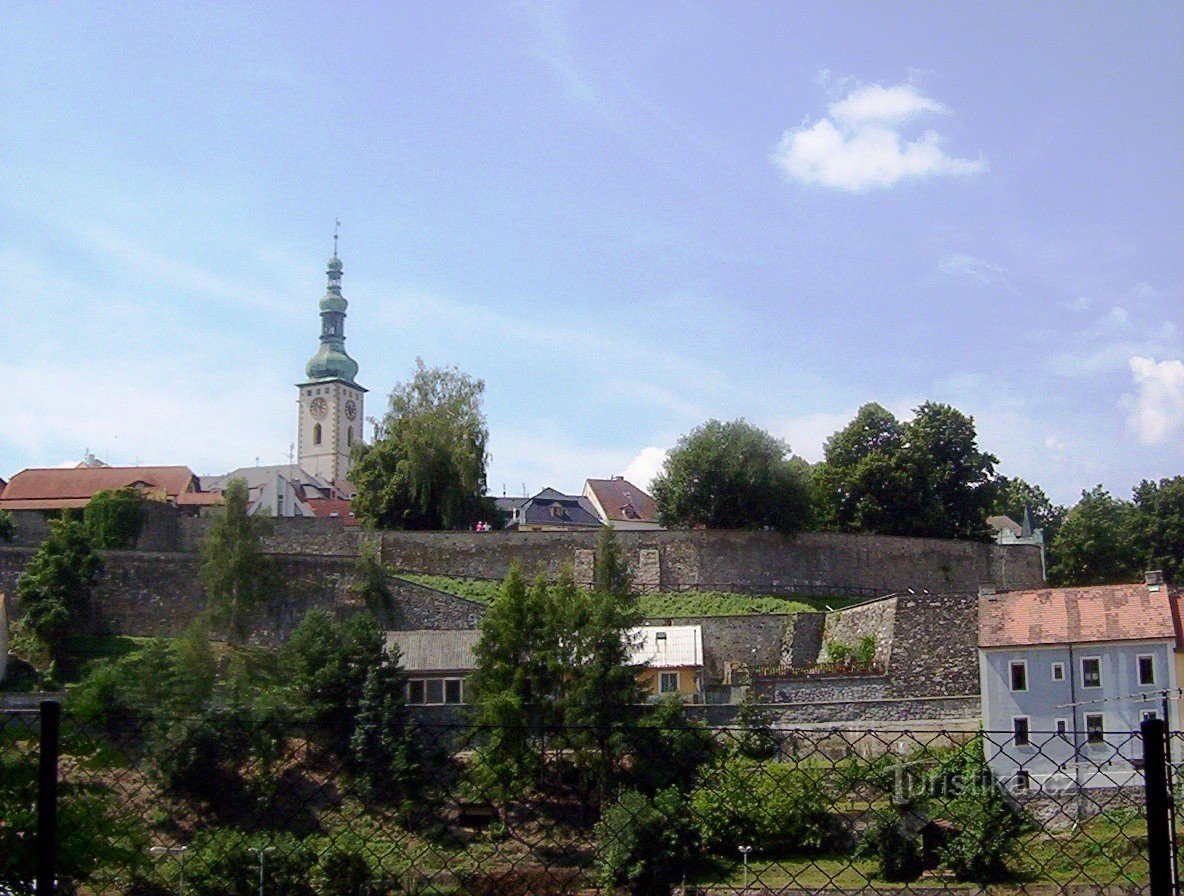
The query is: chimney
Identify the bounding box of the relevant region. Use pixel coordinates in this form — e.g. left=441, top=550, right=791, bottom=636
left=979, top=583, right=998, bottom=600
left=1146, top=569, right=1165, bottom=591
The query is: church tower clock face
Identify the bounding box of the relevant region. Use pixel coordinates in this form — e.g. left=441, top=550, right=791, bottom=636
left=344, top=399, right=357, bottom=421
left=309, top=397, right=328, bottom=419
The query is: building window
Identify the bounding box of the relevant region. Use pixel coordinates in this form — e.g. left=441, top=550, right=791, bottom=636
left=407, top=680, right=425, bottom=704
left=445, top=679, right=463, bottom=704
left=1081, top=657, right=1102, bottom=689
left=1012, top=770, right=1031, bottom=793
left=1085, top=713, right=1104, bottom=745
left=1009, top=661, right=1028, bottom=692
left=313, top=423, right=322, bottom=445
left=659, top=671, right=679, bottom=694
left=1055, top=719, right=1068, bottom=737
left=347, top=427, right=353, bottom=447
left=1138, top=655, right=1156, bottom=686
left=1013, top=717, right=1030, bottom=747
left=1051, top=662, right=1065, bottom=681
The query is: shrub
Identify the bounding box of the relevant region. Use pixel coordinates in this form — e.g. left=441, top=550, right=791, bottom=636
left=84, top=488, right=145, bottom=549
left=824, top=640, right=850, bottom=664
left=154, top=708, right=249, bottom=801
left=854, top=635, right=877, bottom=666
left=596, top=787, right=700, bottom=896
left=185, top=830, right=315, bottom=896
left=859, top=811, right=924, bottom=882
left=624, top=697, right=718, bottom=794
left=690, top=756, right=838, bottom=856
left=312, top=844, right=374, bottom=896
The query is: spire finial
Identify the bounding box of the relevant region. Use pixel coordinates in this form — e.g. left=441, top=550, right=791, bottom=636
left=332, top=219, right=341, bottom=259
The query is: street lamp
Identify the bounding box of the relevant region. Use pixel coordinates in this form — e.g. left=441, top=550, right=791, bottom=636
left=738, top=845, right=753, bottom=890
left=248, top=847, right=275, bottom=896
left=148, top=846, right=187, bottom=896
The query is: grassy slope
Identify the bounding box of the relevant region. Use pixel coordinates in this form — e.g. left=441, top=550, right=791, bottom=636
left=398, top=573, right=860, bottom=616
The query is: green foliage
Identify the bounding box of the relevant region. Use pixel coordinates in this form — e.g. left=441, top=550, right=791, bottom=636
left=311, top=843, right=375, bottom=896
left=1133, top=475, right=1184, bottom=582
left=351, top=540, right=392, bottom=617
left=854, top=635, right=876, bottom=666
left=625, top=697, right=718, bottom=795
left=731, top=686, right=778, bottom=760
left=199, top=478, right=274, bottom=642
left=398, top=573, right=502, bottom=603
left=690, top=755, right=837, bottom=857
left=825, top=640, right=850, bottom=664
left=17, top=515, right=103, bottom=665
left=593, top=524, right=631, bottom=596
left=350, top=656, right=421, bottom=803
left=153, top=706, right=250, bottom=800
left=283, top=609, right=384, bottom=756
left=0, top=508, right=15, bottom=542
left=596, top=787, right=700, bottom=896
left=813, top=402, right=997, bottom=540
left=859, top=811, right=924, bottom=882
left=991, top=475, right=1065, bottom=542
left=351, top=359, right=497, bottom=530
left=1048, top=485, right=1140, bottom=585
left=84, top=487, right=145, bottom=549
left=185, top=829, right=315, bottom=896
left=651, top=418, right=812, bottom=532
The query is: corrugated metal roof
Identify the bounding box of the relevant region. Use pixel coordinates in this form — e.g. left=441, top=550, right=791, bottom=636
left=386, top=630, right=482, bottom=672
left=628, top=625, right=703, bottom=669
left=979, top=583, right=1182, bottom=648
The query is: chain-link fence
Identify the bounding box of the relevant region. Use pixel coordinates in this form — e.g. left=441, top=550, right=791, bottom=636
left=0, top=704, right=1174, bottom=895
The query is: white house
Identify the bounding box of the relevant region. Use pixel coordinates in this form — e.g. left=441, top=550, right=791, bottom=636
left=978, top=572, right=1181, bottom=794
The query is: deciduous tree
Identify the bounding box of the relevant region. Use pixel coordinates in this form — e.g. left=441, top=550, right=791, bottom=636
left=351, top=359, right=497, bottom=530
left=1133, top=475, right=1184, bottom=582
left=651, top=419, right=811, bottom=532
left=17, top=515, right=102, bottom=665
left=1048, top=486, right=1140, bottom=586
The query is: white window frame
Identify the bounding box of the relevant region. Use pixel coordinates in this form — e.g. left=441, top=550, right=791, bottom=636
left=407, top=677, right=466, bottom=705
left=1137, top=654, right=1156, bottom=687
left=1009, top=660, right=1028, bottom=692
left=1084, top=712, right=1105, bottom=745
left=1012, top=716, right=1031, bottom=747
left=1051, top=662, right=1065, bottom=682
left=659, top=671, right=680, bottom=694
left=1081, top=656, right=1102, bottom=689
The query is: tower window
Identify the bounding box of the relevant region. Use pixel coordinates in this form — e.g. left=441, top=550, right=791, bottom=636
left=313, top=424, right=322, bottom=445
left=347, top=427, right=353, bottom=447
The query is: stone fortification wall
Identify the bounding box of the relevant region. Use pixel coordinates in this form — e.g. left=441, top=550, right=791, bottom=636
left=0, top=547, right=484, bottom=647
left=822, top=597, right=897, bottom=668
left=693, top=695, right=982, bottom=728
left=644, top=613, right=791, bottom=682
left=781, top=612, right=826, bottom=668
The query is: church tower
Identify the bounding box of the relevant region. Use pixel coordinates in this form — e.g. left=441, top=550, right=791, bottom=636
left=297, top=241, right=366, bottom=489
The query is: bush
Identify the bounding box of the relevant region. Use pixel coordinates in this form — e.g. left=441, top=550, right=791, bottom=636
left=154, top=708, right=249, bottom=801
left=859, top=811, right=924, bottom=882
left=690, top=756, right=838, bottom=856
left=312, top=844, right=374, bottom=896
left=824, top=641, right=850, bottom=664
left=596, top=788, right=700, bottom=896
left=854, top=635, right=877, bottom=666
left=185, top=830, right=314, bottom=896
left=624, top=697, right=718, bottom=794
left=84, top=488, right=145, bottom=549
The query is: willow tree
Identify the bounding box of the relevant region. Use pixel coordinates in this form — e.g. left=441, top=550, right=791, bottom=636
left=351, top=359, right=497, bottom=530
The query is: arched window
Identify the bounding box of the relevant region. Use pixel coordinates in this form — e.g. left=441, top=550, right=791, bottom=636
left=347, top=426, right=353, bottom=446
left=313, top=423, right=322, bottom=445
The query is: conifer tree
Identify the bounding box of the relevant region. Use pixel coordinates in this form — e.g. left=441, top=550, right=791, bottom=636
left=199, top=478, right=274, bottom=643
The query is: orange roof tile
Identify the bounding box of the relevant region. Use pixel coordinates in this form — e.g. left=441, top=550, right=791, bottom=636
left=0, top=466, right=202, bottom=511
left=979, top=582, right=1182, bottom=648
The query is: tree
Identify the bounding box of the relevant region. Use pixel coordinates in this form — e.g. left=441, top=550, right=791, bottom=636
left=812, top=402, right=997, bottom=540
left=349, top=648, right=420, bottom=802
left=351, top=540, right=392, bottom=619
left=0, top=509, right=15, bottom=543
left=1133, top=476, right=1184, bottom=583
left=812, top=403, right=917, bottom=534
left=83, top=487, right=145, bottom=549
left=990, top=475, right=1064, bottom=541
left=651, top=418, right=811, bottom=532
left=351, top=359, right=497, bottom=530
left=593, top=525, right=631, bottom=596
left=1048, top=486, right=1140, bottom=586
left=199, top=479, right=273, bottom=642
left=17, top=515, right=103, bottom=665
left=903, top=402, right=998, bottom=540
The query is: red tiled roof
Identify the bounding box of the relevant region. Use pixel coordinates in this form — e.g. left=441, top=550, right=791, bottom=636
left=0, top=466, right=202, bottom=511
left=584, top=478, right=657, bottom=524
left=305, top=497, right=358, bottom=526
left=979, top=583, right=1182, bottom=648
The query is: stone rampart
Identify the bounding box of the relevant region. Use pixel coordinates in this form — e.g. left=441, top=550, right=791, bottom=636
left=644, top=613, right=791, bottom=682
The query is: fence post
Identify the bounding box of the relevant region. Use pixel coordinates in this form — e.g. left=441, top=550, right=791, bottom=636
left=1143, top=716, right=1173, bottom=896
left=36, top=699, right=61, bottom=896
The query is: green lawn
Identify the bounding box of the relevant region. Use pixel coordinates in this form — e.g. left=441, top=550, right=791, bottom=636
left=396, top=573, right=862, bottom=616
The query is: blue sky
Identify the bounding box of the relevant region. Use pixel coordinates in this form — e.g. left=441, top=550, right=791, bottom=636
left=1, top=2, right=1181, bottom=506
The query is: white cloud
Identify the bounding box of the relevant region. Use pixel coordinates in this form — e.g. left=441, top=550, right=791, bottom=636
left=942, top=253, right=1006, bottom=285
left=623, top=447, right=668, bottom=491
left=774, top=81, right=985, bottom=191
left=1128, top=356, right=1184, bottom=445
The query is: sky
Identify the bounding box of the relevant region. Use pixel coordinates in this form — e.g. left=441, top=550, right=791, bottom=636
left=1, top=2, right=1181, bottom=506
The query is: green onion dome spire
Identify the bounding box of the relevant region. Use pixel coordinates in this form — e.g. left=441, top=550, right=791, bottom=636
left=305, top=246, right=360, bottom=383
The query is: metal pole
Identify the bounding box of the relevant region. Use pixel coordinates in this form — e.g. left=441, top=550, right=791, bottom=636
left=36, top=699, right=60, bottom=896
left=249, top=847, right=274, bottom=896
left=1143, top=717, right=1173, bottom=896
